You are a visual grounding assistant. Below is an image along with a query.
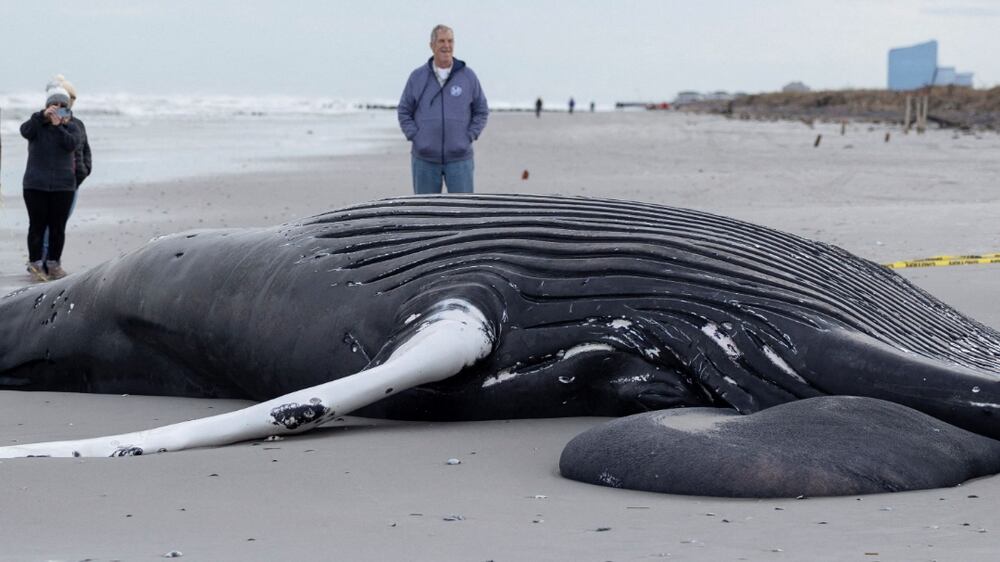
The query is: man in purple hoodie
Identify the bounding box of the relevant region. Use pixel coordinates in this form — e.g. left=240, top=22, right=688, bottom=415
left=398, top=25, right=489, bottom=194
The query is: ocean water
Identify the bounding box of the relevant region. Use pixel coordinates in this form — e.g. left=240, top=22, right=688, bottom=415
left=0, top=93, right=401, bottom=192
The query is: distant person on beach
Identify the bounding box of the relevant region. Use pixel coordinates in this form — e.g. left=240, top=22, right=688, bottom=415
left=535, top=97, right=543, bottom=118
left=398, top=24, right=489, bottom=194
left=41, top=75, right=91, bottom=268
left=590, top=101, right=595, bottom=112
left=20, top=85, right=81, bottom=281
left=568, top=97, right=575, bottom=114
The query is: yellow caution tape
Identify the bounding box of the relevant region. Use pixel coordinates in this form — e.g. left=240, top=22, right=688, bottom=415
left=884, top=254, right=1000, bottom=269
left=908, top=253, right=1000, bottom=262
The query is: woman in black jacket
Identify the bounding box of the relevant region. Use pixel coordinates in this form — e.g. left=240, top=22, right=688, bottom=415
left=41, top=76, right=92, bottom=266
left=20, top=86, right=80, bottom=281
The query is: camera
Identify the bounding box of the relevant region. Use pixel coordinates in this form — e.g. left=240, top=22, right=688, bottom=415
left=56, top=107, right=72, bottom=119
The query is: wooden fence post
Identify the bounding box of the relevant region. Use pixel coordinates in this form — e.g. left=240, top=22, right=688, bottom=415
left=903, top=95, right=912, bottom=134
left=916, top=95, right=929, bottom=134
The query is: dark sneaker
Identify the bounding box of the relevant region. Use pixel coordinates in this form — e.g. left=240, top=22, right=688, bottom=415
left=27, top=261, right=49, bottom=282
left=45, top=261, right=68, bottom=280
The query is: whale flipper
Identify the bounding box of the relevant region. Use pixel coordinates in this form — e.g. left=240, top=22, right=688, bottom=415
left=560, top=396, right=1000, bottom=497
left=0, top=299, right=494, bottom=458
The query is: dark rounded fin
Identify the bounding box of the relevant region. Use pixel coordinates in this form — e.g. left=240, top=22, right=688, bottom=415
left=559, top=396, right=1000, bottom=497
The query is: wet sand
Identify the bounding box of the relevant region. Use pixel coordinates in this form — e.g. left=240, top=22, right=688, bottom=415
left=1, top=111, right=999, bottom=560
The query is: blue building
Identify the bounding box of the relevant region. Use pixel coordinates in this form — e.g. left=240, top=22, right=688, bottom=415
left=888, top=40, right=975, bottom=90
left=954, top=72, right=974, bottom=87
left=888, top=41, right=938, bottom=90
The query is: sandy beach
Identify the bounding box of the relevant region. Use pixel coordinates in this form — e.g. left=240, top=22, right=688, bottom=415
left=1, top=111, right=999, bottom=561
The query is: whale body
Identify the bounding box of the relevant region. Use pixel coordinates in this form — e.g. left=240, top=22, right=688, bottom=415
left=2, top=194, right=999, bottom=495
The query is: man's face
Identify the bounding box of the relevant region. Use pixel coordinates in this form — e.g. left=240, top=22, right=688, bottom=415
left=430, top=29, right=454, bottom=67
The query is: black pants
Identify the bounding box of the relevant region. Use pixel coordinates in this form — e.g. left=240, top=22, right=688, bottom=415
left=24, top=189, right=76, bottom=262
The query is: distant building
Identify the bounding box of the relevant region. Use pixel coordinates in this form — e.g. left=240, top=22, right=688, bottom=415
left=668, top=90, right=752, bottom=105
left=955, top=72, right=974, bottom=87
left=782, top=81, right=811, bottom=93
left=933, top=66, right=957, bottom=86
left=673, top=91, right=703, bottom=105
left=888, top=40, right=974, bottom=90
left=704, top=90, right=734, bottom=101
left=888, top=40, right=938, bottom=90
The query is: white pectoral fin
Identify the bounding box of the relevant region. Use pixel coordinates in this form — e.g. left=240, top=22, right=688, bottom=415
left=0, top=299, right=494, bottom=459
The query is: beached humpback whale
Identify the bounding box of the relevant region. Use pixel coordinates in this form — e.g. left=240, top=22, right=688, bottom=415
left=2, top=194, right=999, bottom=497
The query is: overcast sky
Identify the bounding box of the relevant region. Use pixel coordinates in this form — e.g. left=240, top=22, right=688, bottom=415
left=2, top=0, right=997, bottom=104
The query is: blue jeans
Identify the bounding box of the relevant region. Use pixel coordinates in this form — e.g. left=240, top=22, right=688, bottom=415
left=411, top=156, right=475, bottom=194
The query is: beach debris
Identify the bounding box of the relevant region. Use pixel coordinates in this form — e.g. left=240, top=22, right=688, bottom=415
left=521, top=169, right=529, bottom=180
left=532, top=518, right=544, bottom=523
left=529, top=495, right=548, bottom=499
left=885, top=132, right=891, bottom=142
left=595, top=527, right=612, bottom=532
left=879, top=506, right=893, bottom=511
left=265, top=435, right=284, bottom=442
left=446, top=458, right=461, bottom=465
left=771, top=548, right=784, bottom=552
left=813, top=134, right=822, bottom=147
left=443, top=514, right=465, bottom=521
left=163, top=551, right=183, bottom=558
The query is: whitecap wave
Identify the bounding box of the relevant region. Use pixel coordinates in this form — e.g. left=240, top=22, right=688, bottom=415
left=0, top=92, right=377, bottom=121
